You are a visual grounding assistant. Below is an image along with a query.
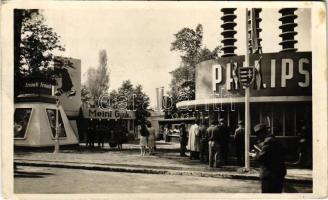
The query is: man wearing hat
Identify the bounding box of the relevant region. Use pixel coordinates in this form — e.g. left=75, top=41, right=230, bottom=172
left=234, top=120, right=245, bottom=166
left=250, top=123, right=287, bottom=193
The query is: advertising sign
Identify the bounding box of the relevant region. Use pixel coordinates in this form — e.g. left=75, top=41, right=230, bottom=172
left=196, top=52, right=312, bottom=99
left=54, top=56, right=82, bottom=117
left=82, top=107, right=135, bottom=120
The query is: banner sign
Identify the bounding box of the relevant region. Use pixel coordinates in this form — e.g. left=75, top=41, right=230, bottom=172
left=23, top=81, right=52, bottom=95
left=83, top=107, right=135, bottom=120
left=196, top=52, right=312, bottom=99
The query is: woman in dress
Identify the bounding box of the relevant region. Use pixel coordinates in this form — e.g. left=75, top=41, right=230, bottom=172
left=147, top=122, right=156, bottom=155
left=139, top=124, right=149, bottom=156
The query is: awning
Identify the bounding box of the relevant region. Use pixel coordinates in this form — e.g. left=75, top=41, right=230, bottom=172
left=176, top=96, right=312, bottom=109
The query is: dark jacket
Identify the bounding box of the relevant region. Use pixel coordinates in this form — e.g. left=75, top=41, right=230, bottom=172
left=218, top=124, right=230, bottom=147
left=256, top=135, right=287, bottom=179
left=207, top=125, right=220, bottom=143
left=234, top=127, right=245, bottom=146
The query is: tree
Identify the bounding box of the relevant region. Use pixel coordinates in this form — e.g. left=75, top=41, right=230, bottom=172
left=110, top=80, right=150, bottom=125
left=168, top=24, right=220, bottom=117
left=84, top=50, right=110, bottom=105
left=14, top=9, right=66, bottom=97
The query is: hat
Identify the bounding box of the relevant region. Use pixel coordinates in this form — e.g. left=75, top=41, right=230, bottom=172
left=219, top=118, right=225, bottom=122
left=238, top=120, right=243, bottom=125
left=254, top=123, right=269, bottom=133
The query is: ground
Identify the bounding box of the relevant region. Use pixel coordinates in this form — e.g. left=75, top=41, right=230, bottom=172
left=14, top=166, right=311, bottom=193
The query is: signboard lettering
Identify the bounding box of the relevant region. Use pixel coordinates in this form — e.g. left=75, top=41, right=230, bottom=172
left=196, top=52, right=312, bottom=99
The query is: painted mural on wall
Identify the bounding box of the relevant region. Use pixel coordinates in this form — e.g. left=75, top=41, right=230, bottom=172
left=54, top=56, right=82, bottom=117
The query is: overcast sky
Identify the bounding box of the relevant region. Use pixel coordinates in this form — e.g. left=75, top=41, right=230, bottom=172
left=42, top=5, right=310, bottom=108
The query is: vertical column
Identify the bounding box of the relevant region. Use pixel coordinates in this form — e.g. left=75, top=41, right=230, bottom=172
left=221, top=8, right=237, bottom=57
left=279, top=8, right=298, bottom=52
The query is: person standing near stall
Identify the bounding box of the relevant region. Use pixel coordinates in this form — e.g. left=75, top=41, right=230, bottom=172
left=139, top=124, right=149, bottom=156
left=250, top=123, right=287, bottom=193
left=179, top=123, right=188, bottom=157
left=199, top=121, right=209, bottom=163
left=188, top=119, right=200, bottom=160
left=234, top=120, right=245, bottom=166
left=207, top=120, right=220, bottom=167
left=147, top=122, right=156, bottom=155
left=218, top=118, right=230, bottom=165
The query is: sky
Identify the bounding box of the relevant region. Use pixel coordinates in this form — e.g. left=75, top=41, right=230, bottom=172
left=42, top=4, right=310, bottom=108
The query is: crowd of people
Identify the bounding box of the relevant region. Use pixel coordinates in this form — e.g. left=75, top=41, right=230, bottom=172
left=179, top=118, right=289, bottom=193
left=178, top=118, right=241, bottom=167
left=86, top=123, right=127, bottom=149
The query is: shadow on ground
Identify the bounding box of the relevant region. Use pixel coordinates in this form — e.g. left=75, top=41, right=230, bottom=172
left=14, top=170, right=54, bottom=178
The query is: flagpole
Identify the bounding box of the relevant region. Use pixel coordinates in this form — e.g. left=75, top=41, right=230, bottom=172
left=244, top=8, right=251, bottom=170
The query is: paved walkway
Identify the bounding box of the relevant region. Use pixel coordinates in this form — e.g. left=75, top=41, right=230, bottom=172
left=14, top=141, right=312, bottom=183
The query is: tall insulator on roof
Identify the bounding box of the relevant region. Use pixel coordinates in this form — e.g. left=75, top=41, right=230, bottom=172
left=279, top=8, right=298, bottom=52
left=221, top=8, right=237, bottom=57
left=247, top=8, right=262, bottom=54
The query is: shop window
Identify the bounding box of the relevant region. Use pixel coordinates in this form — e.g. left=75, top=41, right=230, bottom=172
left=46, top=109, right=67, bottom=138
left=295, top=103, right=312, bottom=134
left=261, top=104, right=272, bottom=125
left=285, top=104, right=295, bottom=136
left=250, top=104, right=260, bottom=135
left=129, top=120, right=134, bottom=131
left=272, top=105, right=283, bottom=136
left=228, top=109, right=239, bottom=131
left=14, top=108, right=32, bottom=139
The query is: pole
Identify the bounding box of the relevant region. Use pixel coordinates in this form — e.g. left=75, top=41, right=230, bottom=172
left=244, top=8, right=251, bottom=170
left=54, top=97, right=60, bottom=153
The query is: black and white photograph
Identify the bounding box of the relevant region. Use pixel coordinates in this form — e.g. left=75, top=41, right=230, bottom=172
left=1, top=1, right=327, bottom=199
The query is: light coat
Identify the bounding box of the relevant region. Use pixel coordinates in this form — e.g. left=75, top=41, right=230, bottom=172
left=188, top=124, right=200, bottom=152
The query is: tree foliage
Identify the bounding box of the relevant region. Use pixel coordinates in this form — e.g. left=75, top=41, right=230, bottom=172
left=84, top=50, right=110, bottom=104
left=14, top=9, right=66, bottom=97
left=110, top=80, right=150, bottom=125
left=169, top=24, right=220, bottom=109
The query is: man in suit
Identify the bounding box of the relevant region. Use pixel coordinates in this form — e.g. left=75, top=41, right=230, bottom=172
left=250, top=123, right=287, bottom=193
left=218, top=118, right=230, bottom=165
left=234, top=120, right=245, bottom=166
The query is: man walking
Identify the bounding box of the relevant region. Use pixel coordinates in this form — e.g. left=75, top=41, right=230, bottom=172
left=250, top=123, right=287, bottom=193
left=234, top=120, right=245, bottom=166
left=207, top=120, right=220, bottom=167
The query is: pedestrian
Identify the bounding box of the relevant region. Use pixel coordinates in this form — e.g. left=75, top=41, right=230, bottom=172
left=234, top=120, right=245, bottom=166
left=207, top=120, right=220, bottom=167
left=188, top=119, right=200, bottom=160
left=87, top=123, right=95, bottom=148
left=147, top=122, right=156, bottom=155
left=98, top=124, right=105, bottom=148
left=179, top=123, right=188, bottom=157
left=218, top=118, right=230, bottom=165
left=164, top=125, right=170, bottom=142
left=139, top=124, right=149, bottom=156
left=115, top=127, right=123, bottom=150
left=199, top=121, right=209, bottom=163
left=249, top=123, right=287, bottom=193
left=109, top=129, right=116, bottom=148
